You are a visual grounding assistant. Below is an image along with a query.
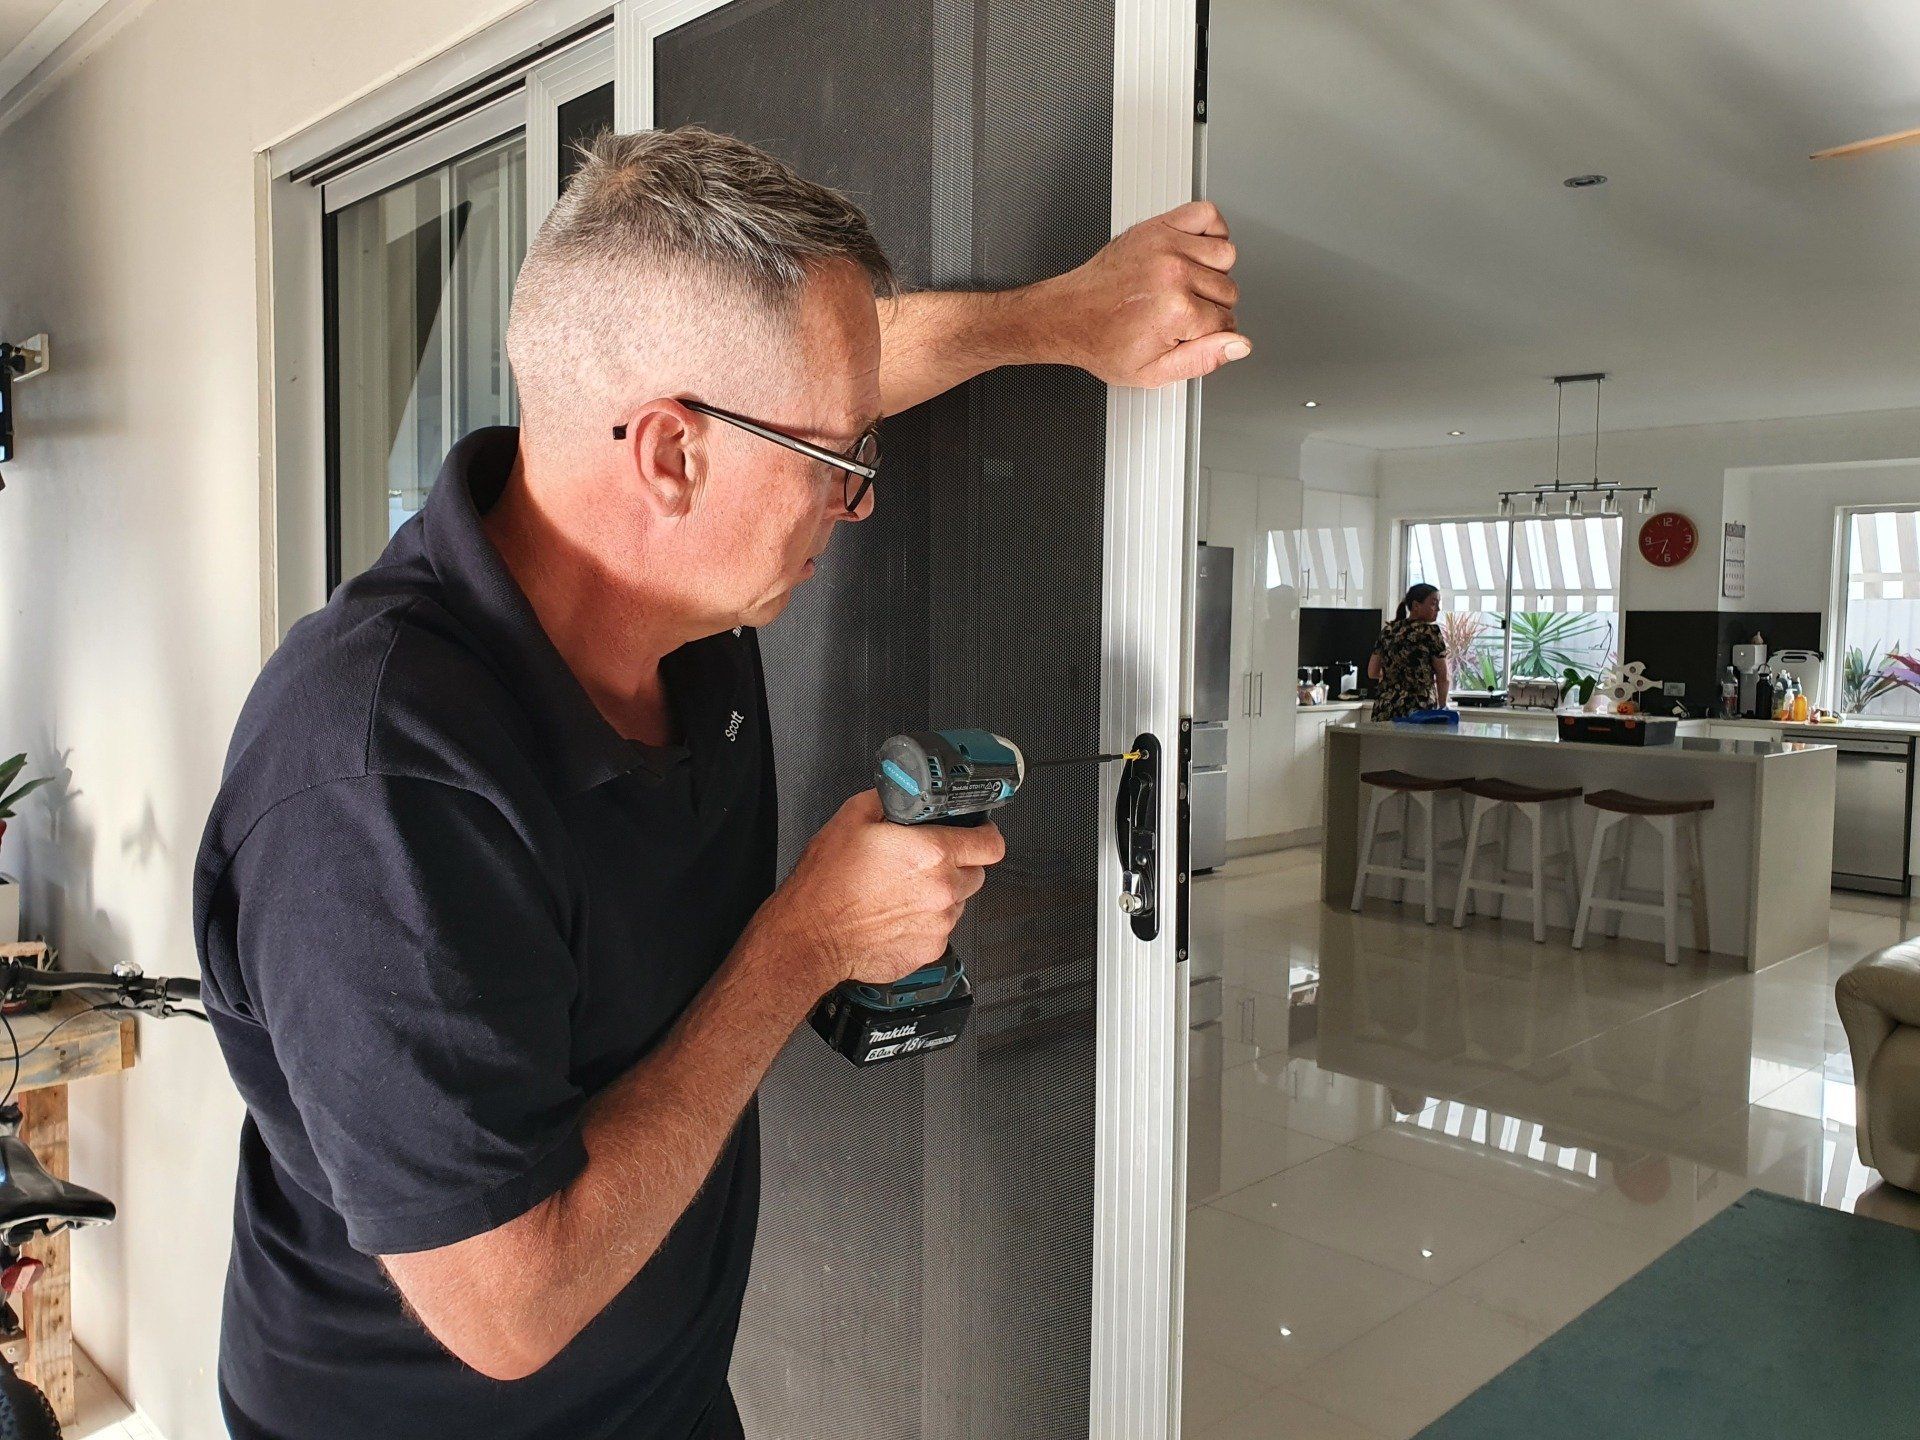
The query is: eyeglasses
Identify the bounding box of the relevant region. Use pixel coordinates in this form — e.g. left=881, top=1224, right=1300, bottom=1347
left=613, top=399, right=880, bottom=515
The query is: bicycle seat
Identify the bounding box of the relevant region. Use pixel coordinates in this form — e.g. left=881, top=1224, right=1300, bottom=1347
left=0, top=1135, right=114, bottom=1243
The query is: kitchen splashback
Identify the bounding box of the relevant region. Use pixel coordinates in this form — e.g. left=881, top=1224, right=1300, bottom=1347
left=1624, top=610, right=1822, bottom=713
left=1300, top=606, right=1384, bottom=671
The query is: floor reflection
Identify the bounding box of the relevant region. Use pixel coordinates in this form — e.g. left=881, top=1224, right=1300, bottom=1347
left=1181, top=849, right=1920, bottom=1440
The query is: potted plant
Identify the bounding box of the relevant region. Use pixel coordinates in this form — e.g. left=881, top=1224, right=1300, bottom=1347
left=0, top=755, right=53, bottom=945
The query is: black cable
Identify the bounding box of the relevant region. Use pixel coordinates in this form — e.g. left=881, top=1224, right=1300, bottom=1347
left=10, top=1002, right=117, bottom=1073
left=1, top=1007, right=18, bottom=1113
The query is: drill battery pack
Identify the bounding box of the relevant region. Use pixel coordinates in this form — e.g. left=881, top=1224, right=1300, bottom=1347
left=808, top=975, right=974, bottom=1066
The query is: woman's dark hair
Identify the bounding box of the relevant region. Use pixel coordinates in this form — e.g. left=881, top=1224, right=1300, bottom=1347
left=1396, top=583, right=1439, bottom=623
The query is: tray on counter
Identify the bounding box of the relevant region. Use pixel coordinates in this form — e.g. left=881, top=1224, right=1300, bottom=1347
left=1556, top=713, right=1678, bottom=746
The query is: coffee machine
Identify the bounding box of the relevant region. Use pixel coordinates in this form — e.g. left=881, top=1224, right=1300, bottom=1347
left=1732, top=640, right=1768, bottom=718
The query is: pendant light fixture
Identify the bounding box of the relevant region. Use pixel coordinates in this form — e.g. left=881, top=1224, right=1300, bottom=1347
left=1498, top=373, right=1656, bottom=518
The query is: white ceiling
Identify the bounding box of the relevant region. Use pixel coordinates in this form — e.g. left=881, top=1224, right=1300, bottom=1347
left=1203, top=0, right=1920, bottom=453
left=0, top=0, right=63, bottom=60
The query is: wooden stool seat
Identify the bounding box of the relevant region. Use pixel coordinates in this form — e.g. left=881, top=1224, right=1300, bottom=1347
left=1359, top=770, right=1465, bottom=793
left=1584, top=790, right=1715, bottom=817
left=1462, top=777, right=1582, bottom=805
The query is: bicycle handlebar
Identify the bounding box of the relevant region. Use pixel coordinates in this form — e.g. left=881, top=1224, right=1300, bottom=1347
left=0, top=961, right=204, bottom=1019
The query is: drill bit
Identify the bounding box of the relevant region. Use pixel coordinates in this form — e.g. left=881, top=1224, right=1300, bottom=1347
left=1027, top=749, right=1144, bottom=769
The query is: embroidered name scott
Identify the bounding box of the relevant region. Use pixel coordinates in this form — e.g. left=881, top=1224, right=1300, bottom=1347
left=724, top=711, right=745, bottom=742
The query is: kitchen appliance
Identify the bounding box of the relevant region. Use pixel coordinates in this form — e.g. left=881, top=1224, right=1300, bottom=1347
left=1733, top=641, right=1769, bottom=717
left=1191, top=544, right=1233, bottom=873
left=1557, top=714, right=1679, bottom=746
left=1509, top=677, right=1561, bottom=710
left=1453, top=690, right=1509, bottom=708
left=1774, top=649, right=1824, bottom=708
left=1786, top=726, right=1913, bottom=895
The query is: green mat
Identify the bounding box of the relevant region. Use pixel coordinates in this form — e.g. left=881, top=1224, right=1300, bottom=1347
left=1415, top=1190, right=1920, bottom=1440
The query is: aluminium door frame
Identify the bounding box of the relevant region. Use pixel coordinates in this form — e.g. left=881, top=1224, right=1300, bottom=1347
left=615, top=1, right=1198, bottom=1434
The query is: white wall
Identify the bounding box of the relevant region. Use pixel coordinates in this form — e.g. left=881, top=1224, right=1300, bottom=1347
left=1727, top=458, right=1920, bottom=614
left=1375, top=407, right=1920, bottom=616
left=0, top=2, right=528, bottom=1434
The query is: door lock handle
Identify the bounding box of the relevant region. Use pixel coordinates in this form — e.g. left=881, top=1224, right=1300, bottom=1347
left=1114, top=733, right=1161, bottom=940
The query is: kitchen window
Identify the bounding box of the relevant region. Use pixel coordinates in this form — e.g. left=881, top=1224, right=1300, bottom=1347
left=1402, top=516, right=1623, bottom=691
left=1835, top=506, right=1920, bottom=717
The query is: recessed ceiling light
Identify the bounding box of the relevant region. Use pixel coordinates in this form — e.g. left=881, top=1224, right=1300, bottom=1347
left=1302, top=400, right=1319, bottom=408
left=1448, top=430, right=1464, bottom=437
left=1279, top=1326, right=1293, bottom=1338
left=1564, top=173, right=1608, bottom=188
left=1420, top=1248, right=1435, bottom=1259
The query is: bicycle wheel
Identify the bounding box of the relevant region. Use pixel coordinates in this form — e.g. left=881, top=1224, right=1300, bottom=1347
left=0, top=1355, right=60, bottom=1440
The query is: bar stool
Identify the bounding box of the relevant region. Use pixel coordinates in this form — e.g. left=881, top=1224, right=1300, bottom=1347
left=1450, top=778, right=1585, bottom=943
left=1572, top=790, right=1713, bottom=967
left=1350, top=770, right=1471, bottom=924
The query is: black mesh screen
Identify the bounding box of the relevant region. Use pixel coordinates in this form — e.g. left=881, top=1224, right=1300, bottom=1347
left=654, top=1, right=1112, bottom=1434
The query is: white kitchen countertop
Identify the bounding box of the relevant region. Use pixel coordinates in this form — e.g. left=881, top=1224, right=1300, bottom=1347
left=1711, top=714, right=1920, bottom=739
left=1338, top=718, right=1830, bottom=763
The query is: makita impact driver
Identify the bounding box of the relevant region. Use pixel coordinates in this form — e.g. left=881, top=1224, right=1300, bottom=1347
left=808, top=729, right=1024, bottom=1066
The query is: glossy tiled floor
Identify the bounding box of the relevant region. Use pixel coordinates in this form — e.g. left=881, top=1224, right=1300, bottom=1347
left=1180, top=848, right=1920, bottom=1440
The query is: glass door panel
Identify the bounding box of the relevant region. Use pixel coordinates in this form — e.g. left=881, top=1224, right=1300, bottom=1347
left=327, top=131, right=526, bottom=584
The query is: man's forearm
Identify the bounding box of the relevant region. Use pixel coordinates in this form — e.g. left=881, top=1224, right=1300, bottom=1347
left=388, top=913, right=821, bottom=1379
left=549, top=917, right=813, bottom=1321
left=878, top=287, right=1058, bottom=416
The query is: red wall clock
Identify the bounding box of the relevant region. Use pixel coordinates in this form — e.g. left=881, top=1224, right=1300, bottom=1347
left=1638, top=511, right=1698, bottom=567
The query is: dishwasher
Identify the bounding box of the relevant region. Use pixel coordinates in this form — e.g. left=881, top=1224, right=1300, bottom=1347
left=1787, top=728, right=1914, bottom=896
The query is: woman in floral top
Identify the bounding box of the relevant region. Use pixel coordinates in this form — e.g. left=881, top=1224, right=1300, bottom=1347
left=1367, top=583, right=1451, bottom=720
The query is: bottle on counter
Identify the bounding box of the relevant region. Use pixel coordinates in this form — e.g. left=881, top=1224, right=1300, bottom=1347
left=1297, top=667, right=1315, bottom=706
left=1773, top=671, right=1798, bottom=722
left=1720, top=666, right=1740, bottom=719
left=1792, top=684, right=1810, bottom=722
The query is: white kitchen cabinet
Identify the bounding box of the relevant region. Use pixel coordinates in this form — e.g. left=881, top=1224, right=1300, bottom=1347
left=1205, top=470, right=1258, bottom=841
left=1338, top=492, right=1375, bottom=608
left=1293, top=488, right=1374, bottom=608
left=1246, top=587, right=1297, bottom=836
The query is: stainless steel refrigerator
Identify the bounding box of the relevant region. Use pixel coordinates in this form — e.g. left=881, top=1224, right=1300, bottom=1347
left=1191, top=544, right=1234, bottom=873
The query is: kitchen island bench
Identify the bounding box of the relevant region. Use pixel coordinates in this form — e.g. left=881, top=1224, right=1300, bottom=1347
left=1322, top=719, right=1837, bottom=969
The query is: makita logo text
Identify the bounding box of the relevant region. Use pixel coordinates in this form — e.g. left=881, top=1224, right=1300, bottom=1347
left=870, top=1023, right=920, bottom=1042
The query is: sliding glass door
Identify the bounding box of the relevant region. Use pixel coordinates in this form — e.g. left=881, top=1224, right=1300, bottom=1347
left=327, top=132, right=527, bottom=582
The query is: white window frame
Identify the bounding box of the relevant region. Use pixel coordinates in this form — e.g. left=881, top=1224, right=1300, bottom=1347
left=261, top=4, right=616, bottom=649
left=1830, top=502, right=1920, bottom=713
left=527, top=41, right=618, bottom=229
left=1398, top=514, right=1625, bottom=684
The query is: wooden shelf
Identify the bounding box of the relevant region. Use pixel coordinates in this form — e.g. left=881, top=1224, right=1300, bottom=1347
left=0, top=949, right=139, bottom=1423
left=1, top=995, right=135, bottom=1094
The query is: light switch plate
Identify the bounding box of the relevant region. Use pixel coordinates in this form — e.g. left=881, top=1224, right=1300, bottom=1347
left=1663, top=681, right=1687, bottom=697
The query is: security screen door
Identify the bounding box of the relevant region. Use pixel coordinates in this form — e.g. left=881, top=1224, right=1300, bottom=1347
left=615, top=0, right=1197, bottom=1435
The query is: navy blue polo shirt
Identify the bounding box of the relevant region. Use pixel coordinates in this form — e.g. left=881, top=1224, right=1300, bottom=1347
left=194, top=427, right=775, bottom=1440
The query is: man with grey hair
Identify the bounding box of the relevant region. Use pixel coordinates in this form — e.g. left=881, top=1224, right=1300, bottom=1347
left=196, top=126, right=1244, bottom=1440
